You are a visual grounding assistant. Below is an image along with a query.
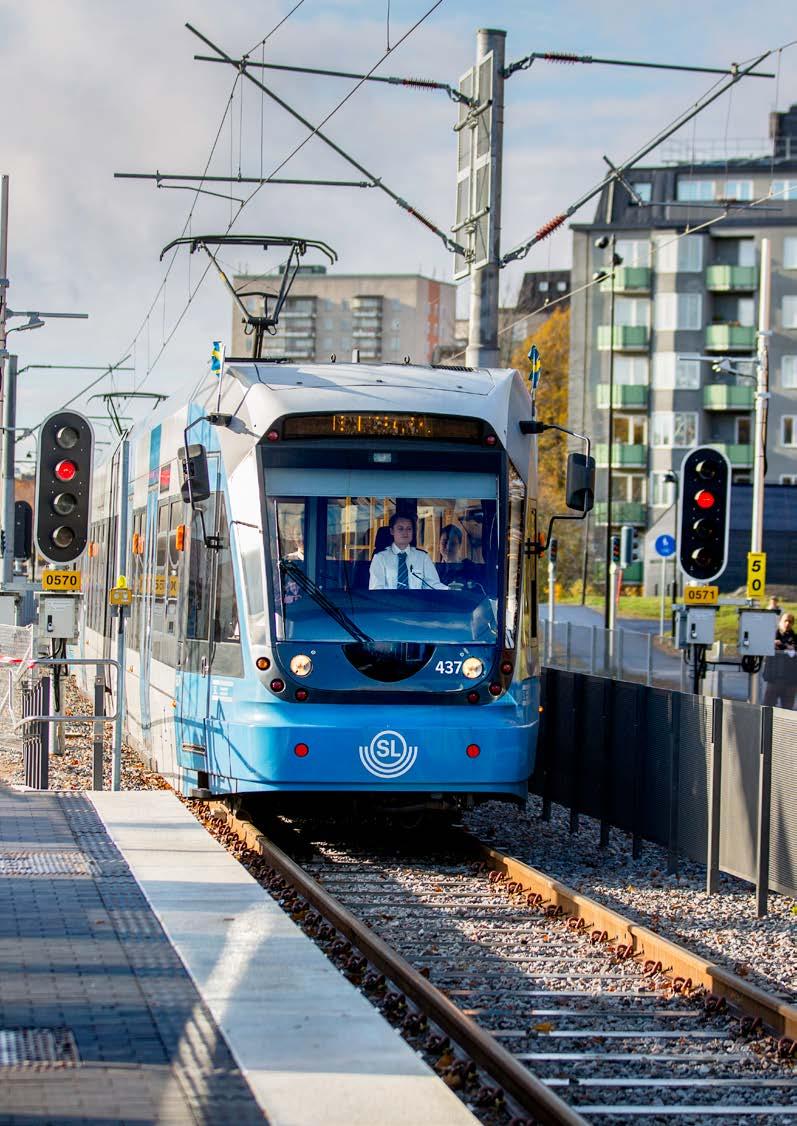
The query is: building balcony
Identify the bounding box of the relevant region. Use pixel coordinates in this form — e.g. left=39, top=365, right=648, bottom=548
left=599, top=266, right=651, bottom=294
left=712, top=443, right=753, bottom=466
left=705, top=324, right=756, bottom=352
left=702, top=384, right=755, bottom=410
left=596, top=384, right=649, bottom=410
left=594, top=443, right=647, bottom=468
left=597, top=325, right=649, bottom=352
left=593, top=501, right=647, bottom=525
left=352, top=328, right=381, bottom=339
left=705, top=265, right=757, bottom=292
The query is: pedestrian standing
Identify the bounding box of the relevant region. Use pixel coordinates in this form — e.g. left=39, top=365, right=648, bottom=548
left=762, top=611, right=797, bottom=709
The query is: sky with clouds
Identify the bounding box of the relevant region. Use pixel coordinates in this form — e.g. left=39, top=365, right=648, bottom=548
left=3, top=0, right=796, bottom=456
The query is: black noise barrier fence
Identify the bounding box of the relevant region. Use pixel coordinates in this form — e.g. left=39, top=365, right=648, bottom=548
left=534, top=668, right=797, bottom=915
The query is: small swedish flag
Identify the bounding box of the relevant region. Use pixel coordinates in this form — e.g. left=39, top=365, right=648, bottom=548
left=211, top=340, right=224, bottom=377
left=529, top=344, right=541, bottom=390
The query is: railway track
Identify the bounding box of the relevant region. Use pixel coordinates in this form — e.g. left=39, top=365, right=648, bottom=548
left=201, top=803, right=797, bottom=1124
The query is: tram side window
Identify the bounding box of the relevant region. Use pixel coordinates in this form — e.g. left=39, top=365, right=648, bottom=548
left=130, top=509, right=145, bottom=651
left=213, top=497, right=240, bottom=645
left=151, top=502, right=169, bottom=663
left=186, top=496, right=217, bottom=641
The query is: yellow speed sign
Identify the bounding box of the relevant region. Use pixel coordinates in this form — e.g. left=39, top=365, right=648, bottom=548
left=684, top=585, right=718, bottom=606
left=42, top=570, right=81, bottom=592
left=747, top=552, right=766, bottom=600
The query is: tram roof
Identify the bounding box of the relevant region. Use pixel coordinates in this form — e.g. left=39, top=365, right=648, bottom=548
left=231, top=360, right=510, bottom=398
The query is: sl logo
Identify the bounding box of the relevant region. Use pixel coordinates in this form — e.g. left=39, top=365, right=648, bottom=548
left=358, top=729, right=418, bottom=779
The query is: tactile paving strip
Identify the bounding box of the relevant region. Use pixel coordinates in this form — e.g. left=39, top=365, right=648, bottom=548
left=0, top=790, right=267, bottom=1124
left=0, top=850, right=95, bottom=876
left=0, top=1027, right=79, bottom=1066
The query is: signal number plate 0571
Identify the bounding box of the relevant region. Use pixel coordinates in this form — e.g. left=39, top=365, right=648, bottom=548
left=435, top=660, right=462, bottom=675
left=42, top=570, right=81, bottom=592
left=684, top=585, right=718, bottom=605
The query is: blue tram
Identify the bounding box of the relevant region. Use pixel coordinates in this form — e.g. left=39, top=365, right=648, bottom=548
left=79, top=358, right=543, bottom=811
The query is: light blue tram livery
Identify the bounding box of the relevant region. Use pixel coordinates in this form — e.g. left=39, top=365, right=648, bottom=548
left=79, top=359, right=541, bottom=811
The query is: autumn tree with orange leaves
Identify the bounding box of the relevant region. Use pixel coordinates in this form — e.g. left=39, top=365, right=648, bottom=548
left=511, top=306, right=584, bottom=592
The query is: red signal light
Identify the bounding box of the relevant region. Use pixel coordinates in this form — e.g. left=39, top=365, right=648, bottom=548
left=54, top=460, right=77, bottom=482
left=695, top=490, right=715, bottom=510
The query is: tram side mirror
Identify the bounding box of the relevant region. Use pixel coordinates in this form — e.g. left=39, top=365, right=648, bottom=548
left=178, top=444, right=211, bottom=504
left=565, top=452, right=595, bottom=513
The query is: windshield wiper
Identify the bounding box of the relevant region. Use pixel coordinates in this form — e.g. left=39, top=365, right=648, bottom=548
left=280, top=559, right=373, bottom=645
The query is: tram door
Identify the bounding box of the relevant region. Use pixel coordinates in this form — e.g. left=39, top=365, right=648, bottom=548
left=176, top=478, right=231, bottom=782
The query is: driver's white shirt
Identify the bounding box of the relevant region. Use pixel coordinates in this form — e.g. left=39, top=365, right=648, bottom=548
left=369, top=543, right=448, bottom=590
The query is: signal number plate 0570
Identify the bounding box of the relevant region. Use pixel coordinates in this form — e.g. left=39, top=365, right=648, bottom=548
left=435, top=660, right=462, bottom=675
left=42, top=570, right=81, bottom=592
left=684, top=585, right=718, bottom=605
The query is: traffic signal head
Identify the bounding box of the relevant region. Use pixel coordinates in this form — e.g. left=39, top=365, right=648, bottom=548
left=35, top=411, right=94, bottom=564
left=611, top=534, right=621, bottom=566
left=677, top=446, right=731, bottom=582
left=619, top=524, right=641, bottom=568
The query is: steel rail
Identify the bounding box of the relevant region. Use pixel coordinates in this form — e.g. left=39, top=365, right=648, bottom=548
left=468, top=837, right=797, bottom=1041
left=214, top=806, right=587, bottom=1126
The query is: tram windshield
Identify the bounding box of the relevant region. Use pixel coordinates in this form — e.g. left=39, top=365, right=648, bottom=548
left=264, top=467, right=525, bottom=648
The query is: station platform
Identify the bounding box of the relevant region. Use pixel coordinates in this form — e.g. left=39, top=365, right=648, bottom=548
left=0, top=784, right=475, bottom=1125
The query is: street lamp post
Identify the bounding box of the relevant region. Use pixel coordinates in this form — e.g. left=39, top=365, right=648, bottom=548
left=595, top=235, right=623, bottom=628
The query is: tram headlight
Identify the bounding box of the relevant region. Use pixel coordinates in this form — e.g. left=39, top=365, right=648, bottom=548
left=290, top=654, right=313, bottom=677
left=462, top=657, right=484, bottom=680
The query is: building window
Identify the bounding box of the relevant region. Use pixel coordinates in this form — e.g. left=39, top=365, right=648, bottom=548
left=631, top=182, right=652, bottom=202
left=614, top=355, right=648, bottom=385
left=614, top=298, right=649, bottom=327
left=651, top=353, right=702, bottom=389
left=538, top=280, right=549, bottom=292
left=611, top=474, right=646, bottom=503
left=781, top=475, right=797, bottom=485
left=654, top=233, right=703, bottom=274
left=651, top=472, right=676, bottom=507
left=784, top=238, right=797, bottom=270
left=556, top=281, right=567, bottom=292
left=654, top=293, right=703, bottom=331
left=781, top=355, right=797, bottom=388
left=676, top=179, right=715, bottom=202
left=722, top=180, right=753, bottom=201
left=651, top=411, right=698, bottom=448
left=612, top=415, right=646, bottom=444
left=783, top=296, right=797, bottom=329
left=736, top=417, right=751, bottom=444
left=773, top=180, right=797, bottom=201
left=616, top=239, right=650, bottom=268
left=782, top=416, right=797, bottom=446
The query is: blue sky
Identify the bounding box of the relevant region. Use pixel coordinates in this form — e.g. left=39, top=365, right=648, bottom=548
left=3, top=0, right=796, bottom=449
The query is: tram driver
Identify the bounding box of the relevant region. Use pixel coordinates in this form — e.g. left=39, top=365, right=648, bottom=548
left=369, top=513, right=448, bottom=591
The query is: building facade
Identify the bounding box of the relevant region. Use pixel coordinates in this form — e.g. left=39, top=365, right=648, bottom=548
left=569, top=106, right=797, bottom=590
left=231, top=269, right=456, bottom=366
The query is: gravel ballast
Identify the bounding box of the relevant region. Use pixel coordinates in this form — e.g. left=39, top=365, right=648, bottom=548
left=465, top=796, right=797, bottom=1005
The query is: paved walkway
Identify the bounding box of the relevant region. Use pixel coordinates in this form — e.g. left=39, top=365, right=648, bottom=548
left=0, top=786, right=264, bottom=1124
left=0, top=786, right=476, bottom=1126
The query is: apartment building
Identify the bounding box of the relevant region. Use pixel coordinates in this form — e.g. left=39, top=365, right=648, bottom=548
left=569, top=105, right=797, bottom=590
left=231, top=268, right=456, bottom=366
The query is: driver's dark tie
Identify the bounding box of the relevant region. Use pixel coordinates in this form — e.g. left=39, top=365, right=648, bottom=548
left=397, top=552, right=409, bottom=589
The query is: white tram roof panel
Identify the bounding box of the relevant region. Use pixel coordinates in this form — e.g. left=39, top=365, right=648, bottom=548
left=236, top=360, right=501, bottom=398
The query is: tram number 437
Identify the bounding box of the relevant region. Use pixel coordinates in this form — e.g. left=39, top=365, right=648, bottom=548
left=435, top=660, right=463, bottom=674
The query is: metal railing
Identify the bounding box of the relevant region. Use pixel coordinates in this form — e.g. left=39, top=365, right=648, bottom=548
left=14, top=659, right=120, bottom=791
left=541, top=618, right=766, bottom=704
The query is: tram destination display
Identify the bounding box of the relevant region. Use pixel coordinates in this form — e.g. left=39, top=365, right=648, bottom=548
left=282, top=413, right=486, bottom=442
